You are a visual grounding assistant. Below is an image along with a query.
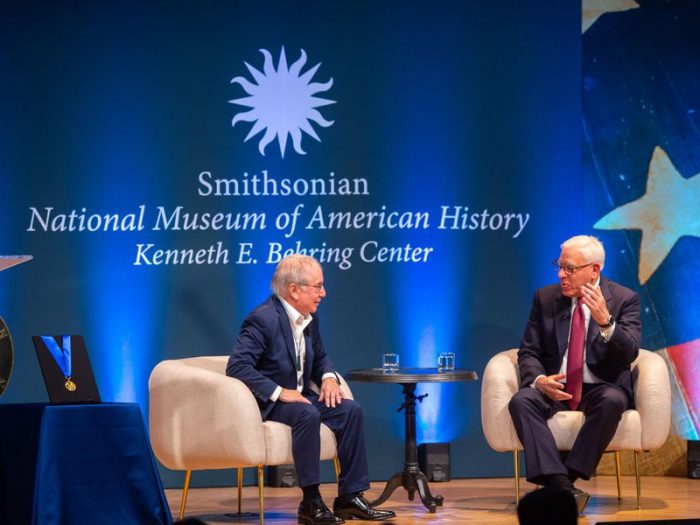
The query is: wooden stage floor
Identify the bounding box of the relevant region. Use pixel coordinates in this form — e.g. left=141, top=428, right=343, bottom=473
left=167, top=476, right=700, bottom=524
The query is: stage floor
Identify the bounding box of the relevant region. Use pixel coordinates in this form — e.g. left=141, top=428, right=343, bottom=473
left=166, top=475, right=700, bottom=524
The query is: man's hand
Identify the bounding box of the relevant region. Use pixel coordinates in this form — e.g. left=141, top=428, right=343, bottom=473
left=318, top=377, right=343, bottom=408
left=535, top=373, right=573, bottom=401
left=279, top=388, right=311, bottom=404
left=580, top=282, right=610, bottom=326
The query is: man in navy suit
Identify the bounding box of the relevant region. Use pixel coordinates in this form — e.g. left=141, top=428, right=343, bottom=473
left=508, top=235, right=641, bottom=513
left=227, top=254, right=395, bottom=525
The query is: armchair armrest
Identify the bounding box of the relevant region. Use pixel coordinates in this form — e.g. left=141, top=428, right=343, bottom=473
left=481, top=349, right=522, bottom=451
left=633, top=349, right=671, bottom=450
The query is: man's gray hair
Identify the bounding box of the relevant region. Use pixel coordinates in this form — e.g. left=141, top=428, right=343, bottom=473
left=271, top=254, right=322, bottom=297
left=561, top=235, right=605, bottom=270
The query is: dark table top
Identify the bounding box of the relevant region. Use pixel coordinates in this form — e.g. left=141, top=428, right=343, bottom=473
left=346, top=367, right=478, bottom=384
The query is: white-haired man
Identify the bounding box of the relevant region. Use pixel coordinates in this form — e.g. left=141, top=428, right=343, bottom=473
left=509, top=235, right=641, bottom=513
left=227, top=254, right=395, bottom=524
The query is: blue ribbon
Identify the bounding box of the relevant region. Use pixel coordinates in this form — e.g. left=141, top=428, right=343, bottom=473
left=41, top=335, right=72, bottom=378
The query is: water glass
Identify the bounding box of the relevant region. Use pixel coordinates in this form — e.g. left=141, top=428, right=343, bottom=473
left=437, top=352, right=455, bottom=372
left=382, top=353, right=399, bottom=374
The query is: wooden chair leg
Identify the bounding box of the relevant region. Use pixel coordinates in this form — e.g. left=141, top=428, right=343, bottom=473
left=333, top=456, right=341, bottom=482
left=258, top=465, right=265, bottom=525
left=514, top=450, right=520, bottom=503
left=237, top=467, right=243, bottom=514
left=179, top=470, right=192, bottom=520
left=614, top=451, right=622, bottom=500
left=635, top=451, right=642, bottom=510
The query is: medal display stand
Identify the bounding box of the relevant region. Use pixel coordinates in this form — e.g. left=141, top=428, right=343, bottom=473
left=32, top=335, right=101, bottom=403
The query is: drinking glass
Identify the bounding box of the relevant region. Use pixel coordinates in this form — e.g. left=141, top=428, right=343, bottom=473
left=437, top=352, right=455, bottom=372
left=382, top=353, right=399, bottom=374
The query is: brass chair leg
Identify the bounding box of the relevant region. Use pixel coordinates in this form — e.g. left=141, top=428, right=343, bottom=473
left=333, top=456, right=341, bottom=482
left=258, top=465, right=265, bottom=525
left=514, top=450, right=520, bottom=503
left=179, top=470, right=192, bottom=520
left=614, top=451, right=622, bottom=500
left=635, top=451, right=641, bottom=510
left=237, top=467, right=243, bottom=514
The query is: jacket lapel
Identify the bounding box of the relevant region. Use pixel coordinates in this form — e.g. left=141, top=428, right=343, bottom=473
left=554, top=293, right=572, bottom=358
left=273, top=296, right=298, bottom=368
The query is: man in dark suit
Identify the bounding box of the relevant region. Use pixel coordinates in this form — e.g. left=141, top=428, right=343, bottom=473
left=508, top=235, right=641, bottom=513
left=227, top=254, right=395, bottom=525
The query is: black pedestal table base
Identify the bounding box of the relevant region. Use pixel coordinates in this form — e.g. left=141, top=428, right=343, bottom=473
left=346, top=368, right=478, bottom=513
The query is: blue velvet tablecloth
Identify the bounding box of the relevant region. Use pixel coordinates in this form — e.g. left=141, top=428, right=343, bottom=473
left=0, top=403, right=172, bottom=525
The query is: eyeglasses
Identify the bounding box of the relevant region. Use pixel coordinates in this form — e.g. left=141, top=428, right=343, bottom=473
left=552, top=260, right=594, bottom=276
left=297, top=282, right=325, bottom=293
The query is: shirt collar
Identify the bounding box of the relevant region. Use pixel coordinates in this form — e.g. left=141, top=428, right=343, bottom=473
left=278, top=295, right=313, bottom=329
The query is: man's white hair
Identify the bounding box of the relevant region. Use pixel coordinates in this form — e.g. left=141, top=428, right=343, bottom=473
left=271, top=254, right=322, bottom=297
left=561, top=235, right=605, bottom=270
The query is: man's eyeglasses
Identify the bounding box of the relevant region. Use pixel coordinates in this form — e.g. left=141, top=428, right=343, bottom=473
left=552, top=260, right=594, bottom=276
left=298, top=282, right=325, bottom=293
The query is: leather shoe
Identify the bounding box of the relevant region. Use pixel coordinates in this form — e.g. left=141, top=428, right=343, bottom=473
left=568, top=487, right=590, bottom=514
left=298, top=498, right=344, bottom=525
left=333, top=494, right=396, bottom=521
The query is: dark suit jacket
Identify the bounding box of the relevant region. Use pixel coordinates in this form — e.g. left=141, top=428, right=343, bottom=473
left=226, top=294, right=336, bottom=419
left=517, top=277, right=641, bottom=401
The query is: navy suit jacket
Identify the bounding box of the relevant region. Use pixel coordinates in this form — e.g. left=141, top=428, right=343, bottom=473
left=226, top=295, right=336, bottom=419
left=517, top=277, right=641, bottom=402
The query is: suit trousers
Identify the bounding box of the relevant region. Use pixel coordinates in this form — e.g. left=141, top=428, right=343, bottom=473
left=266, top=394, right=370, bottom=496
left=508, top=382, right=628, bottom=485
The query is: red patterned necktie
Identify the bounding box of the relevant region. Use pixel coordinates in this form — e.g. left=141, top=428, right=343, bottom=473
left=566, top=300, right=585, bottom=410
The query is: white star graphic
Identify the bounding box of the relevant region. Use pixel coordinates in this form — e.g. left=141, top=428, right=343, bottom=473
left=582, top=0, right=639, bottom=34
left=594, top=147, right=700, bottom=284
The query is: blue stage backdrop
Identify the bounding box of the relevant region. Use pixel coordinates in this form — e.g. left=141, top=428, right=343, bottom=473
left=0, top=0, right=583, bottom=487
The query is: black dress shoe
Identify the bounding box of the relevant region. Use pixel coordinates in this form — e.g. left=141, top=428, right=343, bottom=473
left=298, top=498, right=344, bottom=525
left=569, top=487, right=591, bottom=514
left=333, top=494, right=396, bottom=521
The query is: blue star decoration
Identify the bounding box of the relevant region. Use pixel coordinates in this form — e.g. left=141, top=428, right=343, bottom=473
left=595, top=146, right=700, bottom=285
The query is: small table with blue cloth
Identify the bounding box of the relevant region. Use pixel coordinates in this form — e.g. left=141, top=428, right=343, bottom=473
left=0, top=403, right=172, bottom=525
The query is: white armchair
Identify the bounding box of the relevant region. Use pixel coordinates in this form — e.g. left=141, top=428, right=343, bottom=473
left=148, top=356, right=353, bottom=522
left=481, top=349, right=671, bottom=509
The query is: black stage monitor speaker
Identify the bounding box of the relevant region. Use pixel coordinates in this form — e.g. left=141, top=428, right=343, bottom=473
left=418, top=442, right=451, bottom=482
left=266, top=464, right=297, bottom=487
left=689, top=440, right=700, bottom=479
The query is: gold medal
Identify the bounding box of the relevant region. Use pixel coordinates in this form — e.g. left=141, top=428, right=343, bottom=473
left=64, top=379, right=76, bottom=391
